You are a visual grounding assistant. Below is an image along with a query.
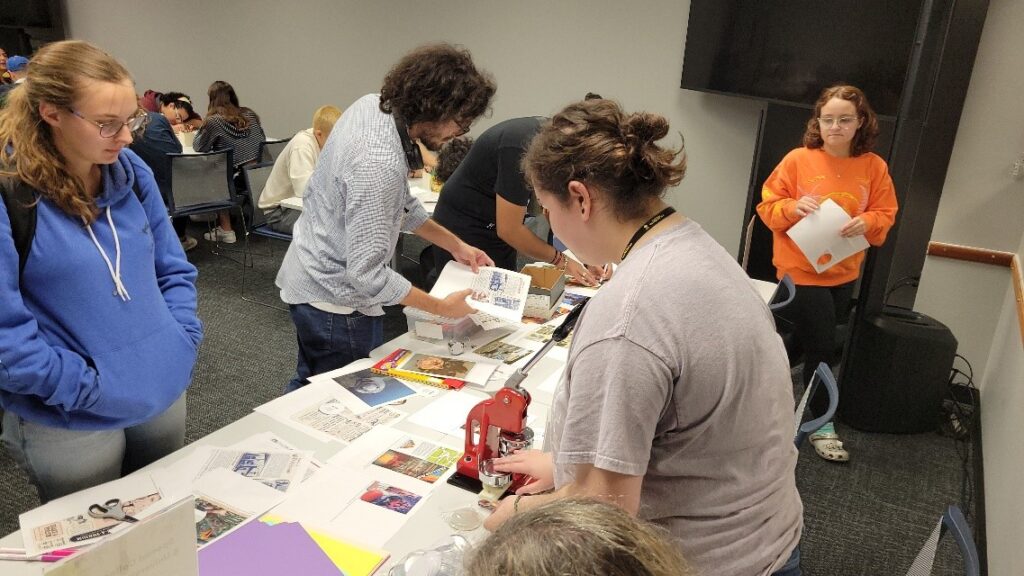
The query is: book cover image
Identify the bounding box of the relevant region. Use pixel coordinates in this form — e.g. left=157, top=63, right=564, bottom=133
left=372, top=450, right=448, bottom=483
left=402, top=353, right=475, bottom=379
left=333, top=369, right=417, bottom=407
left=359, top=482, right=422, bottom=515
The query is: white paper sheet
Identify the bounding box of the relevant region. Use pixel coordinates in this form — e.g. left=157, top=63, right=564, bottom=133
left=20, top=475, right=164, bottom=557
left=328, top=427, right=461, bottom=488
left=430, top=262, right=531, bottom=324
left=786, top=199, right=870, bottom=273
left=227, top=432, right=325, bottom=483
left=268, top=464, right=430, bottom=549
left=150, top=445, right=311, bottom=500
left=192, top=468, right=287, bottom=548
left=407, top=390, right=487, bottom=438
left=44, top=497, right=198, bottom=576
left=253, top=379, right=406, bottom=444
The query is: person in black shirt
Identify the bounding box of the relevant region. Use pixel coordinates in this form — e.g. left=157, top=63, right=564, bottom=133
left=427, top=117, right=602, bottom=288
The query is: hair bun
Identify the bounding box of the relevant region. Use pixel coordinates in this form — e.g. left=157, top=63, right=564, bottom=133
left=623, top=113, right=669, bottom=147
left=622, top=113, right=670, bottom=182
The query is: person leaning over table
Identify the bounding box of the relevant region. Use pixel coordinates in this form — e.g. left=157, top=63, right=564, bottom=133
left=159, top=91, right=204, bottom=133
left=258, top=104, right=342, bottom=235
left=757, top=84, right=897, bottom=463
left=194, top=80, right=266, bottom=244
left=275, top=43, right=496, bottom=394
left=484, top=98, right=803, bottom=576
left=0, top=41, right=202, bottom=502
left=427, top=116, right=605, bottom=288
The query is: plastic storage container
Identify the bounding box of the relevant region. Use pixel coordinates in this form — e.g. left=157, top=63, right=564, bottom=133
left=403, top=307, right=481, bottom=345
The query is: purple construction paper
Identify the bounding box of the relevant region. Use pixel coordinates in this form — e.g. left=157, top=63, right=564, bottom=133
left=199, top=520, right=343, bottom=576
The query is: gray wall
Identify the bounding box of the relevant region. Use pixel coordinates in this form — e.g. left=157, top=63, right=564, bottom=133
left=914, top=0, right=1024, bottom=384
left=66, top=0, right=762, bottom=255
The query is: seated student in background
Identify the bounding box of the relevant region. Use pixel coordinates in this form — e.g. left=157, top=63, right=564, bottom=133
left=427, top=116, right=602, bottom=288
left=467, top=498, right=693, bottom=576
left=129, top=104, right=198, bottom=251
left=484, top=99, right=803, bottom=576
left=159, top=92, right=204, bottom=133
left=257, top=105, right=342, bottom=234
left=193, top=80, right=266, bottom=243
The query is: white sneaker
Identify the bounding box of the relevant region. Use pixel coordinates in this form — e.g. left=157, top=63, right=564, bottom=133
left=180, top=236, right=199, bottom=251
left=203, top=227, right=236, bottom=244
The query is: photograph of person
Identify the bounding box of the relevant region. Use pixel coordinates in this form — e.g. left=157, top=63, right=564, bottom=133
left=405, top=354, right=474, bottom=379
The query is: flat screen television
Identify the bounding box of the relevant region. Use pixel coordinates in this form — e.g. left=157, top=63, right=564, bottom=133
left=680, top=0, right=924, bottom=117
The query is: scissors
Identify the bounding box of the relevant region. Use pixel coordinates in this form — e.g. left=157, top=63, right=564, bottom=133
left=88, top=499, right=138, bottom=524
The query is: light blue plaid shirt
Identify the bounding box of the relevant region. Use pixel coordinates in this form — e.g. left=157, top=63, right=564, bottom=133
left=276, top=94, right=430, bottom=315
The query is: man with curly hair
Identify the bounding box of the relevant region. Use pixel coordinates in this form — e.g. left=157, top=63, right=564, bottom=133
left=276, top=44, right=497, bottom=393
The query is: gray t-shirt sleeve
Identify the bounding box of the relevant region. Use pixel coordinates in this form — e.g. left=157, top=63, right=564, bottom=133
left=555, top=337, right=673, bottom=477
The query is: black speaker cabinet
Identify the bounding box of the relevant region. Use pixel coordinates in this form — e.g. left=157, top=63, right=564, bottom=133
left=840, top=307, right=958, bottom=433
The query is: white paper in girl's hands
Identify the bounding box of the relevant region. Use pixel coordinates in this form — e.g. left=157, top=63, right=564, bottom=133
left=786, top=199, right=869, bottom=273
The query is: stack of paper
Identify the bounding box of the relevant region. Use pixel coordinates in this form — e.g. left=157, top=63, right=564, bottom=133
left=199, top=519, right=389, bottom=576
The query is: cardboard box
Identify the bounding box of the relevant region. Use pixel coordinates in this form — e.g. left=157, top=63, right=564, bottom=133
left=521, top=263, right=566, bottom=320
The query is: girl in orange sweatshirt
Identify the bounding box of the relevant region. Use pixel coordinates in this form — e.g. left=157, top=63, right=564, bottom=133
left=757, top=85, right=898, bottom=462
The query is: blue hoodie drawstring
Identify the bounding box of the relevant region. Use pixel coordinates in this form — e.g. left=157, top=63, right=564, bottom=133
left=84, top=207, right=131, bottom=301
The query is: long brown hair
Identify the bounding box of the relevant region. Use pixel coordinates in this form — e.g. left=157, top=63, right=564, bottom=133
left=206, top=80, right=256, bottom=130
left=466, top=498, right=693, bottom=576
left=803, top=85, right=879, bottom=156
left=0, top=40, right=132, bottom=222
left=379, top=43, right=495, bottom=126
left=523, top=99, right=687, bottom=222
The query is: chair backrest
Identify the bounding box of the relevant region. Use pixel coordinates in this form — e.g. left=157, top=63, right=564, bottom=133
left=793, top=362, right=839, bottom=447
left=768, top=274, right=796, bottom=312
left=243, top=162, right=276, bottom=228
left=905, top=505, right=980, bottom=576
left=166, top=150, right=236, bottom=215
left=259, top=138, right=290, bottom=163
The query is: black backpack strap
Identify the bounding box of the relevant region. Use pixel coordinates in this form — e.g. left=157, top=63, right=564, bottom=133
left=0, top=175, right=38, bottom=278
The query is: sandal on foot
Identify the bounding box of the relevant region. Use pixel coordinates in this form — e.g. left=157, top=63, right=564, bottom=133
left=809, top=431, right=849, bottom=462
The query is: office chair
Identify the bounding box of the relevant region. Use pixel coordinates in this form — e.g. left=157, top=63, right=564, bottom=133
left=905, top=505, right=980, bottom=576
left=793, top=362, right=839, bottom=448
left=240, top=162, right=291, bottom=310
left=259, top=138, right=290, bottom=163
left=167, top=150, right=247, bottom=263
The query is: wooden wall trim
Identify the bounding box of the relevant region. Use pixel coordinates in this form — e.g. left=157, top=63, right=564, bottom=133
left=926, top=242, right=1014, bottom=267
left=927, top=241, right=1023, bottom=348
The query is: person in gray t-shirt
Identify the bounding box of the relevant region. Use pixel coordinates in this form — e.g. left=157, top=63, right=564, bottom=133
left=485, top=99, right=803, bottom=576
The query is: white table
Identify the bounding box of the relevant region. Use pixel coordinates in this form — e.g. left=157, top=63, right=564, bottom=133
left=275, top=173, right=438, bottom=216
left=0, top=315, right=565, bottom=575
left=1, top=279, right=775, bottom=574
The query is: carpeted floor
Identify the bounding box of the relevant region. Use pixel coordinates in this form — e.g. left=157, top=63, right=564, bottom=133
left=0, top=232, right=978, bottom=575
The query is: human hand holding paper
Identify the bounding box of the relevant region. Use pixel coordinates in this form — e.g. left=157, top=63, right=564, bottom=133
left=786, top=199, right=870, bottom=273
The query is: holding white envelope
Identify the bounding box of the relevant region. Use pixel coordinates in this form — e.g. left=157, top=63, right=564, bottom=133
left=786, top=199, right=870, bottom=273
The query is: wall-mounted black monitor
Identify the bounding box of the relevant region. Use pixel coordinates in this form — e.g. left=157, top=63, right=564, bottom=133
left=680, top=0, right=924, bottom=117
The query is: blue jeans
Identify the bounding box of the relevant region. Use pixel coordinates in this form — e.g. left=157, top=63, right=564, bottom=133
left=1, top=394, right=186, bottom=503
left=286, top=304, right=384, bottom=393
left=771, top=545, right=801, bottom=576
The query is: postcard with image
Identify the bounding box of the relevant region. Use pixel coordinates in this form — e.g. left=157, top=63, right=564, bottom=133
left=523, top=324, right=573, bottom=348
left=194, top=497, right=248, bottom=546
left=359, top=481, right=422, bottom=515
left=333, top=369, right=417, bottom=410
left=474, top=337, right=532, bottom=365
left=372, top=451, right=448, bottom=484
left=401, top=353, right=475, bottom=379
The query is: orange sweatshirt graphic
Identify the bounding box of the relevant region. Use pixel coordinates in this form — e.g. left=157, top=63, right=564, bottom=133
left=757, top=147, right=898, bottom=286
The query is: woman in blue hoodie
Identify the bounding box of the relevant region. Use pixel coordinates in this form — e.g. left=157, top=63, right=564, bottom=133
left=0, top=41, right=202, bottom=502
